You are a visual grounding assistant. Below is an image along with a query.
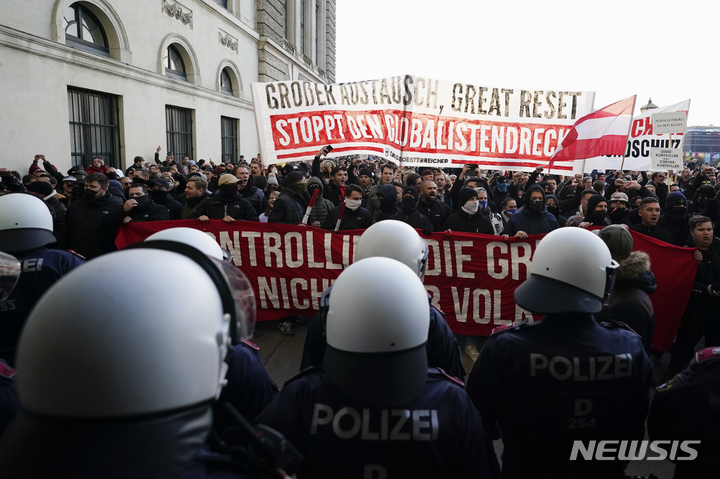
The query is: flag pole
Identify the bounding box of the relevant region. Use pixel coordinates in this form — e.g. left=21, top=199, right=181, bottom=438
left=619, top=95, right=638, bottom=173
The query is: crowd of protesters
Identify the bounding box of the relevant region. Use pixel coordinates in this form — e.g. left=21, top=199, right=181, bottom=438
left=1, top=147, right=720, bottom=477
left=1, top=149, right=719, bottom=358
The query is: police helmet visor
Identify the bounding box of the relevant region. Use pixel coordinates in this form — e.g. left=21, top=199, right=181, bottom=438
left=0, top=252, right=21, bottom=301
left=124, top=240, right=256, bottom=342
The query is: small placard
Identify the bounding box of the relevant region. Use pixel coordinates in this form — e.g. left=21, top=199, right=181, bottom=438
left=651, top=148, right=683, bottom=170
left=652, top=112, right=687, bottom=134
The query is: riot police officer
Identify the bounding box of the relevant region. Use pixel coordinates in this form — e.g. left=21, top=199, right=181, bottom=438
left=143, top=228, right=279, bottom=426
left=300, top=220, right=464, bottom=379
left=258, top=257, right=501, bottom=478
left=466, top=227, right=652, bottom=479
left=648, top=346, right=720, bottom=478
left=0, top=243, right=286, bottom=478
left=0, top=193, right=85, bottom=366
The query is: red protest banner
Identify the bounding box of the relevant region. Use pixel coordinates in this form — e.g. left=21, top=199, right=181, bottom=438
left=115, top=221, right=696, bottom=351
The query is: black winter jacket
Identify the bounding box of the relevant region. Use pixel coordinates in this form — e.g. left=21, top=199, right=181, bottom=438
left=191, top=192, right=259, bottom=221
left=126, top=202, right=170, bottom=222
left=59, top=192, right=124, bottom=259
left=442, top=210, right=494, bottom=234
left=268, top=187, right=307, bottom=225
left=323, top=205, right=372, bottom=231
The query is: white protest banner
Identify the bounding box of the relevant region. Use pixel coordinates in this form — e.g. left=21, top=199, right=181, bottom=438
left=575, top=99, right=691, bottom=173
left=251, top=75, right=594, bottom=172
left=652, top=112, right=687, bottom=134
left=651, top=148, right=683, bottom=170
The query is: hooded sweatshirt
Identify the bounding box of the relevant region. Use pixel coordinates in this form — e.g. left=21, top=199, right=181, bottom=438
left=501, top=184, right=560, bottom=236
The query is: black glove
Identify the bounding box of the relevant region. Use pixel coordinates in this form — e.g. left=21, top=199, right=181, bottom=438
left=709, top=283, right=720, bottom=297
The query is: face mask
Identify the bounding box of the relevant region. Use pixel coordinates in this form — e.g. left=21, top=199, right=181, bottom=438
left=149, top=190, right=167, bottom=202
left=288, top=182, right=307, bottom=194
left=526, top=199, right=543, bottom=211
left=133, top=195, right=151, bottom=208
left=699, top=198, right=708, bottom=209
left=667, top=207, right=687, bottom=219
left=83, top=188, right=98, bottom=203
left=608, top=207, right=626, bottom=222
left=496, top=183, right=507, bottom=193
left=219, top=185, right=238, bottom=201
left=546, top=205, right=559, bottom=217
left=478, top=200, right=488, bottom=211
left=506, top=208, right=517, bottom=216
left=344, top=198, right=362, bottom=211
left=594, top=210, right=607, bottom=223
left=402, top=196, right=417, bottom=213
left=461, top=200, right=479, bottom=215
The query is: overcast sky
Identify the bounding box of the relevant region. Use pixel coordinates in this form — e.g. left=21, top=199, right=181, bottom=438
left=335, top=0, right=715, bottom=126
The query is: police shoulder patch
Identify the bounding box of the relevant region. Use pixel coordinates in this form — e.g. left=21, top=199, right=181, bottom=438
left=241, top=339, right=260, bottom=352
left=67, top=250, right=86, bottom=260
left=428, top=367, right=465, bottom=388
left=599, top=320, right=640, bottom=337
left=0, top=363, right=16, bottom=381
left=491, top=319, right=530, bottom=335
left=696, top=346, right=720, bottom=363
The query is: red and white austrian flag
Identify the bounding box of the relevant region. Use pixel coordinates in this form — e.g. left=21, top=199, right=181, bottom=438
left=550, top=95, right=636, bottom=165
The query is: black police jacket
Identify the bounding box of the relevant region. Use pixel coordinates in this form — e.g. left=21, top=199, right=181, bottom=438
left=466, top=314, right=652, bottom=479
left=648, top=346, right=720, bottom=478
left=257, top=367, right=501, bottom=479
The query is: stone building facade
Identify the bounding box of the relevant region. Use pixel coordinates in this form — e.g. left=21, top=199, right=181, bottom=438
left=0, top=0, right=336, bottom=173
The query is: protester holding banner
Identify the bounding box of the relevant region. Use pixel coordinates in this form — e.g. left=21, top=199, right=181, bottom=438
left=629, top=197, right=673, bottom=243
left=267, top=171, right=308, bottom=225
left=390, top=186, right=434, bottom=235
left=190, top=174, right=258, bottom=223
left=501, top=185, right=559, bottom=238
left=657, top=192, right=691, bottom=246
left=417, top=180, right=452, bottom=232
left=305, top=176, right=333, bottom=227
left=323, top=184, right=371, bottom=231
left=367, top=163, right=397, bottom=222
left=663, top=215, right=720, bottom=382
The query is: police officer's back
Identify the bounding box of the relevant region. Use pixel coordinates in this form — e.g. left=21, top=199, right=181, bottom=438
left=648, top=346, right=720, bottom=478
left=259, top=257, right=501, bottom=478
left=467, top=227, right=652, bottom=479
left=0, top=193, right=85, bottom=366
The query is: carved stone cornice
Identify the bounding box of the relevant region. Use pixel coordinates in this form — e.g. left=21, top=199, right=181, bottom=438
left=163, top=0, right=193, bottom=28
left=218, top=29, right=238, bottom=52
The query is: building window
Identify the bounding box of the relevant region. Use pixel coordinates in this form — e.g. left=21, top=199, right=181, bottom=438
left=164, top=44, right=187, bottom=81
left=63, top=3, right=109, bottom=56
left=300, top=0, right=305, bottom=55
left=67, top=87, right=120, bottom=169
left=221, top=117, right=238, bottom=163
left=282, top=0, right=288, bottom=40
left=315, top=0, right=320, bottom=62
left=220, top=69, right=234, bottom=96
left=166, top=106, right=193, bottom=161
left=214, top=0, right=228, bottom=8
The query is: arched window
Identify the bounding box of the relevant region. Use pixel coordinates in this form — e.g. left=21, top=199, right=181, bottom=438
left=63, top=3, right=109, bottom=56
left=164, top=44, right=187, bottom=81
left=220, top=68, right=233, bottom=96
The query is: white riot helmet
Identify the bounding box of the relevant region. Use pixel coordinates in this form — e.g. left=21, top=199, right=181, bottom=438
left=0, top=246, right=256, bottom=478
left=323, top=257, right=430, bottom=407
left=0, top=193, right=56, bottom=252
left=146, top=227, right=225, bottom=261
left=514, top=227, right=619, bottom=314
left=355, top=220, right=429, bottom=279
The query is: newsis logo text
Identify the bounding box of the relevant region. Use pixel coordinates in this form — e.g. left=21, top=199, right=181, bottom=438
left=570, top=440, right=700, bottom=461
